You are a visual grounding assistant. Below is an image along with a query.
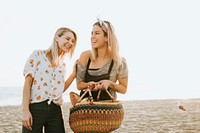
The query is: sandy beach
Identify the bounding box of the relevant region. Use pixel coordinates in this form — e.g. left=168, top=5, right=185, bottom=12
left=0, top=98, right=200, bottom=133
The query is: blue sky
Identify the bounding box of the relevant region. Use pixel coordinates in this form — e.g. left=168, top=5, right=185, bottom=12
left=0, top=0, right=200, bottom=101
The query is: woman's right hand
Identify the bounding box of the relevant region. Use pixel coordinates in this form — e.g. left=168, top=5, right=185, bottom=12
left=87, top=81, right=98, bottom=91
left=22, top=110, right=32, bottom=131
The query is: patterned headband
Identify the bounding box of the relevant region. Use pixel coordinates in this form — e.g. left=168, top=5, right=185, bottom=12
left=97, top=17, right=108, bottom=29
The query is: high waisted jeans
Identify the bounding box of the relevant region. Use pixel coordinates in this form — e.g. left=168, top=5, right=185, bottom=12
left=22, top=100, right=65, bottom=133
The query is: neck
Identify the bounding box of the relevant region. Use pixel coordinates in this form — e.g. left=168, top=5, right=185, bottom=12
left=58, top=49, right=64, bottom=57
left=97, top=47, right=110, bottom=60
left=45, top=50, right=63, bottom=67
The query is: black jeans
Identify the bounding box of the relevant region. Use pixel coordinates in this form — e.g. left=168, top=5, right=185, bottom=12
left=22, top=100, right=65, bottom=133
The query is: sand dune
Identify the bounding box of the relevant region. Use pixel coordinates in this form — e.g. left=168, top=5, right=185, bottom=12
left=0, top=99, right=200, bottom=133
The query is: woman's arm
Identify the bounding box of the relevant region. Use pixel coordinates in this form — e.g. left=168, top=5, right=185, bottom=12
left=98, top=77, right=128, bottom=94
left=63, top=73, right=76, bottom=92
left=107, top=58, right=128, bottom=94
left=63, top=60, right=78, bottom=92
left=77, top=82, right=87, bottom=90
left=109, top=77, right=128, bottom=94
left=76, top=50, right=91, bottom=91
left=21, top=75, right=33, bottom=131
left=22, top=75, right=33, bottom=111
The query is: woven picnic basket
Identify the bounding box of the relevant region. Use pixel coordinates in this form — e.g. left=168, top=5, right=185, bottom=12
left=69, top=88, right=124, bottom=133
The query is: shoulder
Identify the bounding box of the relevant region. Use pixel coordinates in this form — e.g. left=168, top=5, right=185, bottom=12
left=114, top=57, right=127, bottom=67
left=27, top=50, right=43, bottom=63
left=121, top=57, right=127, bottom=64
left=79, top=50, right=92, bottom=67
left=30, top=50, right=42, bottom=57
left=115, top=57, right=128, bottom=78
left=116, top=56, right=128, bottom=71
left=80, top=50, right=91, bottom=58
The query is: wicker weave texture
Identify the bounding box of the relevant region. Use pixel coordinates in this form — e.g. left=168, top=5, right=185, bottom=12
left=69, top=102, right=124, bottom=133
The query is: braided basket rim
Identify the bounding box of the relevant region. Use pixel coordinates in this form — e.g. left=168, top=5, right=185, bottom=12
left=69, top=100, right=123, bottom=110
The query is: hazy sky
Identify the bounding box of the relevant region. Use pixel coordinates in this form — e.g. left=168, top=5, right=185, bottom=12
left=0, top=0, right=200, bottom=101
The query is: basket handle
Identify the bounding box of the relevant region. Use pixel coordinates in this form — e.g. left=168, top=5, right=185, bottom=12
left=77, top=87, right=115, bottom=105
left=97, top=89, right=115, bottom=101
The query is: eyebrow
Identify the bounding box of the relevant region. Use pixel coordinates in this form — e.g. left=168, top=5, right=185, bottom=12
left=92, top=30, right=102, bottom=33
left=65, top=36, right=75, bottom=39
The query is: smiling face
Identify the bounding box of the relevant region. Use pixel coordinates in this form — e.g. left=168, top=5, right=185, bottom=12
left=91, top=25, right=108, bottom=49
left=57, top=31, right=75, bottom=53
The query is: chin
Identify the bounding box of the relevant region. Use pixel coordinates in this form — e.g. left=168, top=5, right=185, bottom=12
left=91, top=44, right=97, bottom=48
left=65, top=50, right=70, bottom=53
left=60, top=49, right=69, bottom=53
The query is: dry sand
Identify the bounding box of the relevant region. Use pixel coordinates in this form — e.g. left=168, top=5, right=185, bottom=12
left=0, top=99, right=200, bottom=133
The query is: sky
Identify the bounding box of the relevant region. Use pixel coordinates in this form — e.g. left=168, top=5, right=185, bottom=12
left=0, top=0, right=200, bottom=101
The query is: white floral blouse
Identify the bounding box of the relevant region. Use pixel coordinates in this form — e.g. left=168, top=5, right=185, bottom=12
left=23, top=50, right=66, bottom=105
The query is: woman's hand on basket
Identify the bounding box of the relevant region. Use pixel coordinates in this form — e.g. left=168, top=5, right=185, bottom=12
left=87, top=81, right=97, bottom=91
left=87, top=80, right=111, bottom=91
left=97, top=80, right=111, bottom=90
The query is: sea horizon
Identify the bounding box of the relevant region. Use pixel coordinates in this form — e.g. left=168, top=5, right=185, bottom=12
left=0, top=86, right=199, bottom=106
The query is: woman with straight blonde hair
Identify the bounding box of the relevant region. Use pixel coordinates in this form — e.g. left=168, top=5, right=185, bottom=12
left=22, top=27, right=77, bottom=133
left=70, top=18, right=128, bottom=105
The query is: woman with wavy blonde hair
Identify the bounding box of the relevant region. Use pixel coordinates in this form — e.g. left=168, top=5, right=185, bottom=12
left=22, top=27, right=77, bottom=133
left=70, top=18, right=128, bottom=105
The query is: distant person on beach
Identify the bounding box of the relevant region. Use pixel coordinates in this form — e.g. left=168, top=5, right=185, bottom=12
left=70, top=18, right=128, bottom=105
left=21, top=27, right=77, bottom=133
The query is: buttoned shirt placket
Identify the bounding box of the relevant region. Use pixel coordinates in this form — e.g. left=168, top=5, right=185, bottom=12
left=48, top=67, right=56, bottom=105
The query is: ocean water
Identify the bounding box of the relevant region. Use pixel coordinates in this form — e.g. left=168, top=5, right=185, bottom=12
left=0, top=86, right=73, bottom=106
left=0, top=87, right=23, bottom=106
left=1, top=86, right=198, bottom=106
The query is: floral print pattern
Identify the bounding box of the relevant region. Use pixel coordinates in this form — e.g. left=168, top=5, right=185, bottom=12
left=23, top=50, right=66, bottom=105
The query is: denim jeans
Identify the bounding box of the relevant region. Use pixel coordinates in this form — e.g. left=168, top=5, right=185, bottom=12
left=22, top=100, right=65, bottom=133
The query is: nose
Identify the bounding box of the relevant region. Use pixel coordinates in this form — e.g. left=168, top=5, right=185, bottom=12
left=69, top=39, right=73, bottom=45
left=91, top=34, right=95, bottom=40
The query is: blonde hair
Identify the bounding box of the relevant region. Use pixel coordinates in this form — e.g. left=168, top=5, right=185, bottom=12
left=92, top=21, right=121, bottom=67
left=45, top=27, right=77, bottom=66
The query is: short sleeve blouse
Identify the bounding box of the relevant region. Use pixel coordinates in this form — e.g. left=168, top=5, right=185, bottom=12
left=23, top=50, right=66, bottom=104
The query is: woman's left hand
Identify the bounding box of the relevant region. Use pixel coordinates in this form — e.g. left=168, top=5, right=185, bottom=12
left=53, top=96, right=64, bottom=105
left=97, top=80, right=111, bottom=90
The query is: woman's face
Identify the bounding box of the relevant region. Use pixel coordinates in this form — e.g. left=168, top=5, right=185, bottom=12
left=57, top=31, right=75, bottom=53
left=91, top=25, right=108, bottom=49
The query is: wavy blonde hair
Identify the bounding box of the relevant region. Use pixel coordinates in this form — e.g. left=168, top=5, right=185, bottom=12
left=91, top=21, right=121, bottom=67
left=45, top=27, right=77, bottom=66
